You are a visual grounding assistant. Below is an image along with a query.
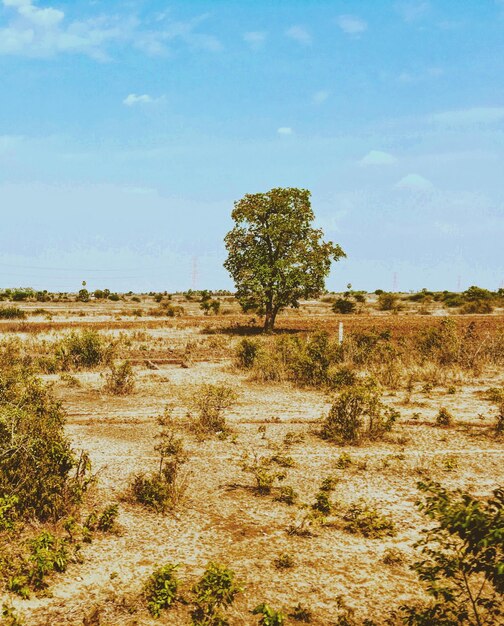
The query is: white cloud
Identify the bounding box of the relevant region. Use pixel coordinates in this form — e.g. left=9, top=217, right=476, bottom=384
left=395, top=173, right=434, bottom=191
left=243, top=31, right=266, bottom=49
left=277, top=127, right=293, bottom=135
left=0, top=0, right=222, bottom=59
left=396, top=1, right=430, bottom=22
left=336, top=15, right=367, bottom=35
left=430, top=107, right=504, bottom=126
left=285, top=25, right=311, bottom=45
left=123, top=93, right=156, bottom=106
left=312, top=90, right=329, bottom=105
left=360, top=150, right=397, bottom=166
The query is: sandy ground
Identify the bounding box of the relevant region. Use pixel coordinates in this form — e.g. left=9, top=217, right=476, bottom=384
left=1, top=306, right=503, bottom=625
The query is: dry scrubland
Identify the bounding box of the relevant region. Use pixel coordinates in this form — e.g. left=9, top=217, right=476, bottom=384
left=0, top=294, right=503, bottom=625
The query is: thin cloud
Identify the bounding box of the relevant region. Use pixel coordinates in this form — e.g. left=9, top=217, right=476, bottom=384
left=243, top=31, right=266, bottom=49
left=336, top=15, right=368, bottom=35
left=395, top=173, right=434, bottom=191
left=277, top=127, right=293, bottom=135
left=123, top=94, right=162, bottom=106
left=430, top=107, right=504, bottom=126
left=312, top=90, right=329, bottom=104
left=285, top=25, right=311, bottom=45
left=0, top=0, right=222, bottom=59
left=360, top=150, right=397, bottom=166
left=396, top=1, right=430, bottom=23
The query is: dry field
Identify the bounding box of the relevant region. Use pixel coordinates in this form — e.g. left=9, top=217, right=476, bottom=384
left=1, top=297, right=503, bottom=625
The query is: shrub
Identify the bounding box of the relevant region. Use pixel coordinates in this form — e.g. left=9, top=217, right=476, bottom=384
left=0, top=495, right=18, bottom=531
left=399, top=481, right=504, bottom=625
left=274, top=486, right=298, bottom=505
left=252, top=604, right=285, bottom=625
left=55, top=330, right=114, bottom=370
left=190, top=384, right=237, bottom=435
left=436, top=407, right=453, bottom=427
left=378, top=293, right=398, bottom=311
left=191, top=563, right=242, bottom=626
left=103, top=360, right=136, bottom=395
left=0, top=367, right=91, bottom=521
left=485, top=387, right=504, bottom=434
left=242, top=455, right=286, bottom=495
left=0, top=307, right=25, bottom=320
left=144, top=564, right=179, bottom=618
left=321, top=383, right=399, bottom=444
left=343, top=502, right=396, bottom=538
left=236, top=338, right=260, bottom=369
left=131, top=416, right=188, bottom=513
left=332, top=298, right=355, bottom=314
left=382, top=547, right=405, bottom=566
left=84, top=504, right=119, bottom=533
left=289, top=603, right=313, bottom=622
left=460, top=300, right=493, bottom=314
left=274, top=553, right=295, bottom=569
left=327, top=365, right=357, bottom=390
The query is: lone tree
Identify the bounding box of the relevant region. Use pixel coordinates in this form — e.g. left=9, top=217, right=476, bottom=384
left=224, top=187, right=345, bottom=331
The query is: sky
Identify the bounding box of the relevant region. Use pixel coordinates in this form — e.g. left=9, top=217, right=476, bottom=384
left=0, top=0, right=503, bottom=293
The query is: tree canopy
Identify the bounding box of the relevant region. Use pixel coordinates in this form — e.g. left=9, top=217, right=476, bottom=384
left=224, top=187, right=345, bottom=331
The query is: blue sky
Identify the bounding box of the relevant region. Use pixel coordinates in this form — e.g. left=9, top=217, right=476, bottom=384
left=0, top=0, right=503, bottom=292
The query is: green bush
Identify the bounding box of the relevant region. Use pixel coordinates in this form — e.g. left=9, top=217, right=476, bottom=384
left=0, top=367, right=91, bottom=521
left=236, top=338, right=260, bottom=369
left=321, top=383, right=398, bottom=444
left=332, top=298, right=355, bottom=314
left=55, top=330, right=114, bottom=370
left=190, top=384, right=237, bottom=435
left=144, top=563, right=179, bottom=618
left=0, top=308, right=26, bottom=320
left=377, top=293, right=398, bottom=311
left=399, top=481, right=504, bottom=625
left=191, top=562, right=242, bottom=626
left=103, top=360, right=136, bottom=395
left=343, top=502, right=396, bottom=538
left=252, top=603, right=285, bottom=625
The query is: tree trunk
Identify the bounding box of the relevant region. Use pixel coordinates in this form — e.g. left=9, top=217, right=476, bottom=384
left=263, top=305, right=278, bottom=332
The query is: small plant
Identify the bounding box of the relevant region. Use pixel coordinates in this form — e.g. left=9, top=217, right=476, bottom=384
left=343, top=502, right=396, bottom=538
left=252, top=603, right=285, bottom=625
left=55, top=330, right=114, bottom=370
left=1, top=604, right=25, bottom=626
left=143, top=564, right=179, bottom=618
left=274, top=486, right=298, bottom=506
left=84, top=504, right=119, bottom=533
left=335, top=453, right=353, bottom=469
left=321, top=383, right=398, bottom=445
left=274, top=553, right=295, bottom=569
left=191, top=562, right=242, bottom=626
left=59, top=372, right=81, bottom=387
left=0, top=495, right=18, bottom=531
left=442, top=455, right=459, bottom=472
left=190, top=384, right=237, bottom=435
left=382, top=547, right=405, bottom=566
left=242, top=455, right=286, bottom=495
left=289, top=603, right=313, bottom=622
left=436, top=407, right=453, bottom=427
left=103, top=360, right=136, bottom=395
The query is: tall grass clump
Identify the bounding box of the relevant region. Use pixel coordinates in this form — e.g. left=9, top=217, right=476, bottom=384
left=189, top=383, right=237, bottom=435
left=54, top=330, right=115, bottom=371
left=0, top=307, right=26, bottom=320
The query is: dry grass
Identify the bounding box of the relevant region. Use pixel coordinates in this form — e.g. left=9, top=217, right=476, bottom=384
left=0, top=300, right=502, bottom=624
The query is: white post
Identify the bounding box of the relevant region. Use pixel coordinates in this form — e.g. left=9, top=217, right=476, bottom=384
left=338, top=321, right=344, bottom=345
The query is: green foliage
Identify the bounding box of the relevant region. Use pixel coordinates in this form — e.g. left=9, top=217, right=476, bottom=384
left=343, top=502, right=396, bottom=538
left=1, top=604, right=25, bottom=626
left=252, top=603, right=285, bottom=625
left=143, top=564, right=179, bottom=618
left=131, top=414, right=188, bottom=513
left=242, top=454, right=286, bottom=495
left=0, top=495, right=18, bottom=531
left=84, top=504, right=119, bottom=533
left=191, top=562, right=242, bottom=626
left=55, top=330, right=114, bottom=370
left=190, top=384, right=237, bottom=435
left=224, top=187, right=345, bottom=331
left=274, top=485, right=298, bottom=505
left=103, top=360, right=136, bottom=395
left=400, top=481, right=504, bottom=625
left=77, top=289, right=90, bottom=302
left=378, top=293, right=398, bottom=311
left=0, top=308, right=26, bottom=320
left=332, top=298, right=356, bottom=314
left=236, top=338, right=259, bottom=369
left=321, top=383, right=399, bottom=444
left=0, top=366, right=91, bottom=521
